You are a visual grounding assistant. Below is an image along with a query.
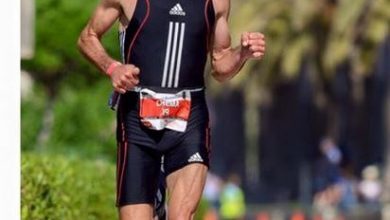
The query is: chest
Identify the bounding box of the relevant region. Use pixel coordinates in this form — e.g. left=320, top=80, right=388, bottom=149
left=121, top=0, right=213, bottom=28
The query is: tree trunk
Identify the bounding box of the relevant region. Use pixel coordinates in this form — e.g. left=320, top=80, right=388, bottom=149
left=382, top=84, right=390, bottom=219
left=36, top=91, right=56, bottom=151
left=244, top=80, right=265, bottom=194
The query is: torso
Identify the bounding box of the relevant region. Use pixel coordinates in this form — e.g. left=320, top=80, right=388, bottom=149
left=118, top=0, right=216, bottom=90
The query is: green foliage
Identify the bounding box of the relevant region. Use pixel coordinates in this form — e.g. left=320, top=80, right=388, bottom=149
left=22, top=0, right=120, bottom=87
left=21, top=153, right=117, bottom=220
left=224, top=0, right=390, bottom=90
left=21, top=78, right=116, bottom=160
left=281, top=34, right=312, bottom=79
left=21, top=85, right=47, bottom=151
left=323, top=0, right=367, bottom=74
left=194, top=198, right=210, bottom=220
left=48, top=79, right=116, bottom=161
left=20, top=0, right=121, bottom=159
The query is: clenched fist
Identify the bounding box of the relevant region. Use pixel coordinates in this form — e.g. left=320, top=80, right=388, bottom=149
left=241, top=32, right=266, bottom=60
left=109, top=64, right=140, bottom=94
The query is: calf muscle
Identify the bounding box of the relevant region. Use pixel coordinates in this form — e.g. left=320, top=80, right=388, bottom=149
left=167, top=164, right=208, bottom=220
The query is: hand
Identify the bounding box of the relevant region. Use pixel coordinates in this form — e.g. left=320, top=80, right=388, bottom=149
left=241, top=32, right=266, bottom=60
left=110, top=64, right=140, bottom=94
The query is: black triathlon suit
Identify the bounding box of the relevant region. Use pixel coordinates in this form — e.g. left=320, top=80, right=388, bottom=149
left=115, top=0, right=215, bottom=206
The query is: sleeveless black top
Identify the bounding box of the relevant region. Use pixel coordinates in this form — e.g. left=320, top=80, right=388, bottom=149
left=120, top=0, right=215, bottom=89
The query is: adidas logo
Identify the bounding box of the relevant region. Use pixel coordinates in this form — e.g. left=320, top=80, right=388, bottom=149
left=188, top=152, right=203, bottom=162
left=169, top=3, right=186, bottom=16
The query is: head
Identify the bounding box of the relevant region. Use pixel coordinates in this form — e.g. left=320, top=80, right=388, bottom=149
left=319, top=137, right=342, bottom=164
left=362, top=165, right=380, bottom=181
left=227, top=173, right=241, bottom=186
left=319, top=137, right=336, bottom=154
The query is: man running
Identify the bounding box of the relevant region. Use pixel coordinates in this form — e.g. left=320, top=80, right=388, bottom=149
left=78, top=0, right=266, bottom=219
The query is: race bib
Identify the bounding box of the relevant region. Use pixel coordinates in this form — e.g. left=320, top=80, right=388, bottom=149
left=139, top=89, right=191, bottom=132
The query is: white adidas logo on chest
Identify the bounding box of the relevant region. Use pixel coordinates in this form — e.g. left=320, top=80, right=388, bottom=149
left=169, top=3, right=186, bottom=16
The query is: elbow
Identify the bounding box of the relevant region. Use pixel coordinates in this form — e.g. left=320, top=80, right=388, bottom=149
left=211, top=62, right=232, bottom=83
left=77, top=33, right=86, bottom=53
left=212, top=70, right=230, bottom=83
left=77, top=29, right=94, bottom=53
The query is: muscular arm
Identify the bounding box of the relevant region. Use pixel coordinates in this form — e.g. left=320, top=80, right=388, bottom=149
left=77, top=0, right=122, bottom=73
left=78, top=0, right=140, bottom=94
left=211, top=0, right=265, bottom=82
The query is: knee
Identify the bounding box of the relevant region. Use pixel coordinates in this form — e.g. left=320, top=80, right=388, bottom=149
left=168, top=204, right=196, bottom=220
left=119, top=204, right=154, bottom=220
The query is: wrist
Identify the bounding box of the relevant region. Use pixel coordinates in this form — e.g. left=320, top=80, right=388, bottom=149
left=105, top=61, right=121, bottom=76
left=239, top=46, right=250, bottom=61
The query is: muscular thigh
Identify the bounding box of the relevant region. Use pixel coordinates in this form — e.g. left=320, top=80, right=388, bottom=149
left=119, top=204, right=153, bottom=220
left=166, top=163, right=208, bottom=218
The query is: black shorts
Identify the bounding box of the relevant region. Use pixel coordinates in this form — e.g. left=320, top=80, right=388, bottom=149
left=116, top=89, right=211, bottom=207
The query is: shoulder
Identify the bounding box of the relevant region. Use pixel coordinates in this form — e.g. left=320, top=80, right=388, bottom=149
left=118, top=0, right=137, bottom=8
left=100, top=0, right=122, bottom=7
left=212, top=0, right=230, bottom=18
left=99, top=0, right=136, bottom=13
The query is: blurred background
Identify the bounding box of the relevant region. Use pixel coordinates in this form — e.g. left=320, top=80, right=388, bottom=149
left=21, top=0, right=390, bottom=219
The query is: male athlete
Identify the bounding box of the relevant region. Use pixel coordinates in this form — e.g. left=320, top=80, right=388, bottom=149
left=78, top=0, right=266, bottom=219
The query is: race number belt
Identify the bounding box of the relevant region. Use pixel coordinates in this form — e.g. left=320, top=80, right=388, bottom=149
left=139, top=88, right=192, bottom=132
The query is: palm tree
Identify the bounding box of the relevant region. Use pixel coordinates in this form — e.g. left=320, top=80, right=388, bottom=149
left=207, top=0, right=390, bottom=202
left=383, top=57, right=390, bottom=211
